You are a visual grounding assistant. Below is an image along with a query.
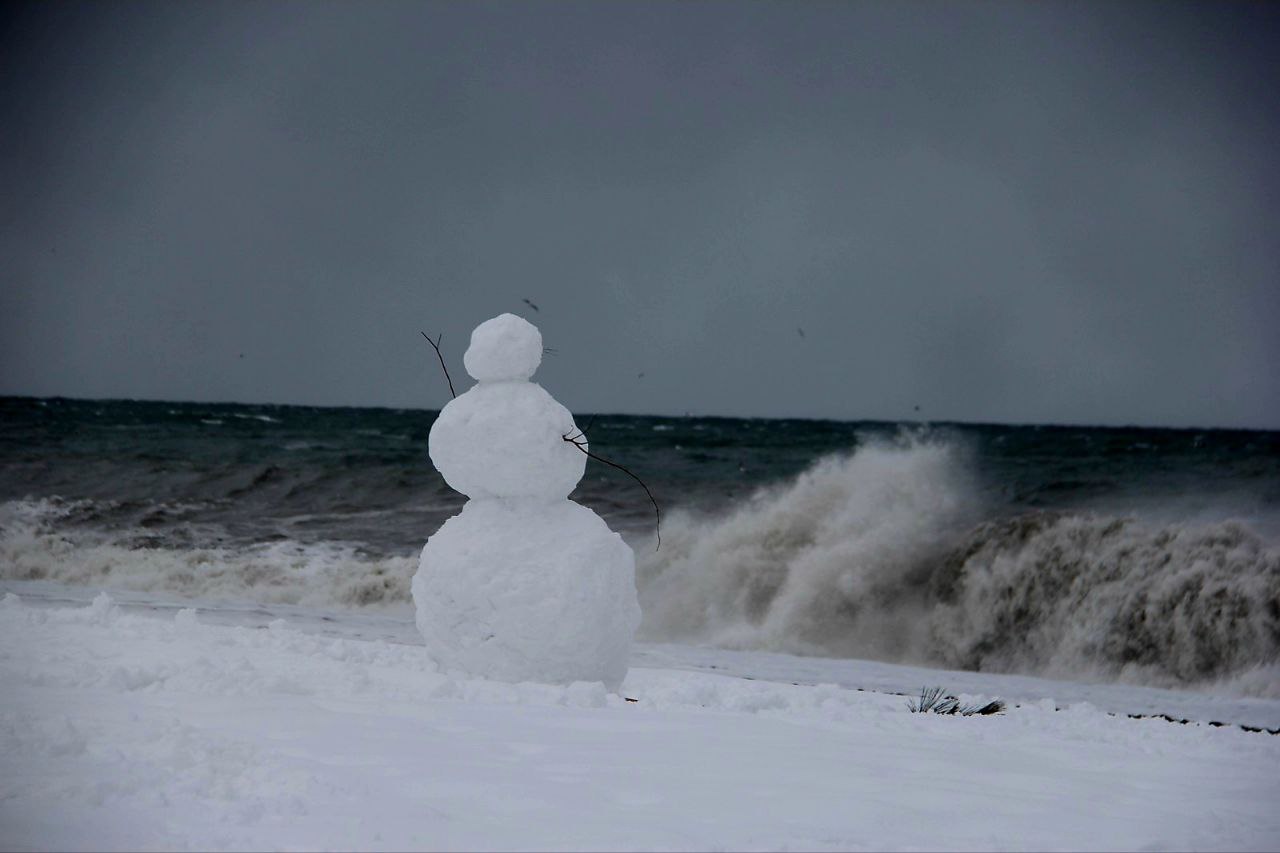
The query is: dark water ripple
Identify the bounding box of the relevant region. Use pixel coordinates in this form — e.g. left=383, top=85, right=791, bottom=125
left=2, top=396, right=1278, bottom=555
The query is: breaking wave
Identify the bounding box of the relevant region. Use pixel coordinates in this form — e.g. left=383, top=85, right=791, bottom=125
left=929, top=513, right=1280, bottom=689
left=638, top=439, right=977, bottom=658
left=636, top=439, right=1280, bottom=694
left=4, top=437, right=1278, bottom=695
left=0, top=498, right=415, bottom=608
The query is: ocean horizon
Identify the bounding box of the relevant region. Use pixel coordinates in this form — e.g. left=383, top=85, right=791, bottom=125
left=3, top=394, right=1277, bottom=696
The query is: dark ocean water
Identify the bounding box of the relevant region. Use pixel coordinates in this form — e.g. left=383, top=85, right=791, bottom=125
left=2, top=396, right=1278, bottom=692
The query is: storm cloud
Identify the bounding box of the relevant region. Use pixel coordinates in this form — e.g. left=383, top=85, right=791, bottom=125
left=2, top=1, right=1277, bottom=427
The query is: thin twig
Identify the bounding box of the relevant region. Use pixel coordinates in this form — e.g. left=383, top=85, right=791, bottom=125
left=563, top=430, right=661, bottom=551
left=420, top=331, right=456, bottom=399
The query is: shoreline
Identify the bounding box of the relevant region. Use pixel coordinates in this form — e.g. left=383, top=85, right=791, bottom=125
left=6, top=578, right=1278, bottom=731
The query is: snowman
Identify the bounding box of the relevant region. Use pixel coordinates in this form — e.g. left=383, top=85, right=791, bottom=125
left=412, top=313, right=641, bottom=690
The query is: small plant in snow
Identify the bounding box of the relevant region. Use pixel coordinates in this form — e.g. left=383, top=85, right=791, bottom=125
left=908, top=686, right=1005, bottom=716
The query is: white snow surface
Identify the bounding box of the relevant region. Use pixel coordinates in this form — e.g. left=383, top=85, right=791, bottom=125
left=428, top=381, right=585, bottom=500
left=462, top=312, right=543, bottom=382
left=413, top=499, right=640, bottom=689
left=3, top=588, right=1279, bottom=852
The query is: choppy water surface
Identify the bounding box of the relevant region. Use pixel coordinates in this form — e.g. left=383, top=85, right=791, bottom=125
left=2, top=396, right=1277, bottom=693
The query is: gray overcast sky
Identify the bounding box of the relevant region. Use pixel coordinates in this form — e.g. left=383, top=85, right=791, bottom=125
left=2, top=1, right=1277, bottom=428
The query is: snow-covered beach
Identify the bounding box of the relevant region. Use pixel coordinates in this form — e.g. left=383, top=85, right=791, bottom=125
left=3, top=393, right=1279, bottom=851
left=6, top=0, right=1279, bottom=847
left=4, top=582, right=1278, bottom=852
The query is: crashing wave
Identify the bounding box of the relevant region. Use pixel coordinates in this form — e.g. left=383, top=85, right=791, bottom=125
left=636, top=439, right=1280, bottom=692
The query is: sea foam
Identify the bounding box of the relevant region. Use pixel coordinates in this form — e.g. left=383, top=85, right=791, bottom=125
left=0, top=497, right=415, bottom=608
left=3, top=438, right=1278, bottom=693
left=636, top=439, right=1280, bottom=693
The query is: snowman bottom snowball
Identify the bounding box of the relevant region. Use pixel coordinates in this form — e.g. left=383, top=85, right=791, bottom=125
left=412, top=499, right=641, bottom=690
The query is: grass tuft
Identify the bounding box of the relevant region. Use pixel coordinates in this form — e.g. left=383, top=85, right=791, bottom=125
left=907, top=686, right=1005, bottom=716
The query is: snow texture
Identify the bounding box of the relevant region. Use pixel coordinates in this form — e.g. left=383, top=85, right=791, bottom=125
left=461, top=312, right=543, bottom=382
left=428, top=382, right=585, bottom=501
left=416, top=314, right=639, bottom=688
left=413, top=500, right=637, bottom=688
left=3, top=593, right=1279, bottom=852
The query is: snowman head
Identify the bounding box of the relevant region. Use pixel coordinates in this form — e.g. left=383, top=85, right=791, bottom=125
left=429, top=313, right=586, bottom=500
left=464, top=313, right=543, bottom=383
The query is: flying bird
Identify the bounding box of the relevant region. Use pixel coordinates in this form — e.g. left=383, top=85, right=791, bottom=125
left=797, top=327, right=805, bottom=338
left=522, top=298, right=540, bottom=312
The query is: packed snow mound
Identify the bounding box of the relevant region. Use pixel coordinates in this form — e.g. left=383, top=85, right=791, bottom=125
left=413, top=499, right=640, bottom=690
left=463, top=312, right=543, bottom=382
left=429, top=382, right=585, bottom=500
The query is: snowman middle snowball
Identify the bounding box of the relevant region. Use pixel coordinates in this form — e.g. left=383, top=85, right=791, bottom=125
left=413, top=313, right=641, bottom=690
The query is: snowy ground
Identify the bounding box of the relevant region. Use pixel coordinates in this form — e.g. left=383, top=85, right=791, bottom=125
left=3, top=582, right=1279, bottom=851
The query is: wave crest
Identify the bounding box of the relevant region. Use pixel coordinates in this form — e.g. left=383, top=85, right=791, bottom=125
left=636, top=439, right=1280, bottom=691
left=931, top=513, right=1280, bottom=686
left=637, top=439, right=976, bottom=658
left=0, top=498, right=415, bottom=608
left=5, top=435, right=1278, bottom=695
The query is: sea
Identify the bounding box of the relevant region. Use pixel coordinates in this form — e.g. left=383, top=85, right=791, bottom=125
left=2, top=395, right=1277, bottom=695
